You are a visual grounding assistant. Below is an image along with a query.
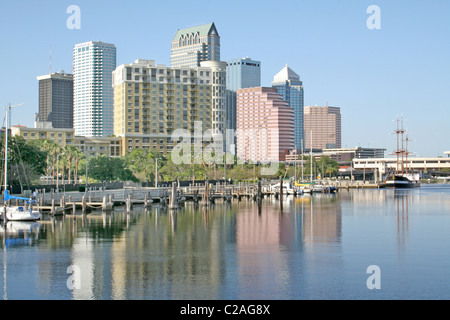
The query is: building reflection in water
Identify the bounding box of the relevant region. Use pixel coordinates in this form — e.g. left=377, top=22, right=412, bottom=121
left=0, top=194, right=343, bottom=300
left=235, top=194, right=342, bottom=299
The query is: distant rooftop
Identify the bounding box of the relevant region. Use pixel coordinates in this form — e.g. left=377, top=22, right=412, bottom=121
left=272, top=65, right=301, bottom=83
left=172, top=22, right=218, bottom=42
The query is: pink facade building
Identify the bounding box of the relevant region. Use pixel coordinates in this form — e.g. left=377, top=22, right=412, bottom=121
left=304, top=105, right=341, bottom=149
left=236, top=87, right=294, bottom=162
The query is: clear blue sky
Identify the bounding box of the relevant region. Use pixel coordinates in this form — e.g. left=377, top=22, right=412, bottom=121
left=0, top=0, right=449, bottom=157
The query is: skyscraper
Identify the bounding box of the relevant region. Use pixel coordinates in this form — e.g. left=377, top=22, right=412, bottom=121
left=73, top=41, right=116, bottom=137
left=236, top=87, right=294, bottom=162
left=171, top=23, right=220, bottom=68
left=226, top=57, right=261, bottom=138
left=272, top=65, right=304, bottom=152
left=304, top=105, right=341, bottom=149
left=112, top=59, right=214, bottom=155
left=200, top=60, right=227, bottom=137
left=36, top=72, right=73, bottom=129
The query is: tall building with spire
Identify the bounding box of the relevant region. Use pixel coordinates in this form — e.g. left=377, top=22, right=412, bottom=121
left=272, top=65, right=304, bottom=151
left=170, top=23, right=220, bottom=68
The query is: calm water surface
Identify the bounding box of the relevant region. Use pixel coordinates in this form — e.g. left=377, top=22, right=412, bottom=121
left=1, top=184, right=450, bottom=300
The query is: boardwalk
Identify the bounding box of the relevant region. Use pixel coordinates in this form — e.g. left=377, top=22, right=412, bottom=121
left=1, top=179, right=379, bottom=216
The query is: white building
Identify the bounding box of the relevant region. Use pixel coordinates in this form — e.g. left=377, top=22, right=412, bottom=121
left=200, top=60, right=227, bottom=136
left=73, top=41, right=116, bottom=137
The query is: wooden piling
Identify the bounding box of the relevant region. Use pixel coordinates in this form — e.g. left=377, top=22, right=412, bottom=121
left=193, top=190, right=199, bottom=204
left=257, top=179, right=262, bottom=201
left=81, top=196, right=86, bottom=214
left=51, top=199, right=55, bottom=215
left=126, top=195, right=132, bottom=214
left=169, top=182, right=178, bottom=210
left=102, top=196, right=112, bottom=211
left=204, top=180, right=209, bottom=206
left=279, top=176, right=283, bottom=210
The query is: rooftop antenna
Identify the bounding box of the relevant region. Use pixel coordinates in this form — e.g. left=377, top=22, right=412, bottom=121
left=50, top=47, right=52, bottom=74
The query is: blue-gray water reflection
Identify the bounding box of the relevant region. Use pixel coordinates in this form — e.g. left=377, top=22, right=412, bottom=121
left=0, top=184, right=449, bottom=300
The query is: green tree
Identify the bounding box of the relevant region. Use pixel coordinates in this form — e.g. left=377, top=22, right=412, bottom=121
left=88, top=155, right=138, bottom=182
left=125, top=149, right=163, bottom=182
left=317, top=156, right=340, bottom=177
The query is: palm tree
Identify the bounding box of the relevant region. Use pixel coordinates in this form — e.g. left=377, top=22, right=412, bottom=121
left=37, top=139, right=58, bottom=185
left=64, top=145, right=79, bottom=184
left=73, top=147, right=84, bottom=184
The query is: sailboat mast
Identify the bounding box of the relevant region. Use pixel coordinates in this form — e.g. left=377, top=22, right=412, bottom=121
left=2, top=103, right=23, bottom=197
left=3, top=105, right=8, bottom=194
left=396, top=117, right=399, bottom=175
left=310, top=130, right=313, bottom=182
left=401, top=116, right=405, bottom=175
left=301, top=139, right=304, bottom=181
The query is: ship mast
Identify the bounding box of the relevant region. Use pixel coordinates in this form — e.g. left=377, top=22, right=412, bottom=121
left=393, top=115, right=406, bottom=175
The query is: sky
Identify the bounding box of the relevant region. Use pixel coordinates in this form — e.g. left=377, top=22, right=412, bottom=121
left=0, top=0, right=449, bottom=158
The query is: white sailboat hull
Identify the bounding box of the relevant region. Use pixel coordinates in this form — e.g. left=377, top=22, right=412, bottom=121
left=1, top=207, right=41, bottom=221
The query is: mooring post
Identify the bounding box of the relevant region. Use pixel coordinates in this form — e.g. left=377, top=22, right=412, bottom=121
left=126, top=195, right=132, bottom=214
left=169, top=182, right=178, bottom=210
left=204, top=180, right=209, bottom=206
left=257, top=179, right=262, bottom=202
left=279, top=176, right=283, bottom=210
left=60, top=196, right=65, bottom=215
left=193, top=189, right=198, bottom=204
left=81, top=196, right=86, bottom=214
left=51, top=199, right=55, bottom=216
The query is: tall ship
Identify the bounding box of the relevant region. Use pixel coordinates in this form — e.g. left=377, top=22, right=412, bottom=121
left=379, top=116, right=420, bottom=189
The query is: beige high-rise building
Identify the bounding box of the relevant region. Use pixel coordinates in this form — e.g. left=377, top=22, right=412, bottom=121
left=304, top=106, right=341, bottom=150
left=112, top=59, right=215, bottom=155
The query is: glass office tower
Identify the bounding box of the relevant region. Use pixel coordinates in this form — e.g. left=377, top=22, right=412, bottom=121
left=36, top=72, right=73, bottom=129
left=272, top=65, right=304, bottom=152
left=226, top=57, right=261, bottom=153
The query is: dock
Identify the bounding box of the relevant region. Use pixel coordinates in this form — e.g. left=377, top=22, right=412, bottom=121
left=1, top=179, right=380, bottom=216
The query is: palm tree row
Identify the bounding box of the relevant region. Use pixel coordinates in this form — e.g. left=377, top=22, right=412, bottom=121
left=28, top=139, right=85, bottom=185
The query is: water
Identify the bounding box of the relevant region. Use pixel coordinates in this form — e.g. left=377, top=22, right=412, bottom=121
left=1, top=184, right=450, bottom=300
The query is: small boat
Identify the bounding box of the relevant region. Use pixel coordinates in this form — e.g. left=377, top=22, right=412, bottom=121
left=295, top=182, right=312, bottom=193
left=2, top=191, right=41, bottom=221
left=1, top=104, right=41, bottom=221
left=296, top=182, right=337, bottom=194
left=270, top=181, right=303, bottom=195
left=312, top=184, right=325, bottom=193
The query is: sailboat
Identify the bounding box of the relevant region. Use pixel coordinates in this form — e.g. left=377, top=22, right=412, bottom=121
left=1, top=104, right=41, bottom=221
left=379, top=116, right=420, bottom=189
